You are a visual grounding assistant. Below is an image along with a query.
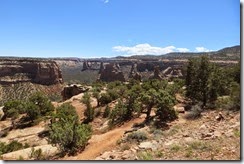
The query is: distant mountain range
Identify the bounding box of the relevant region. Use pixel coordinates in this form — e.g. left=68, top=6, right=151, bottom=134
left=0, top=45, right=240, bottom=61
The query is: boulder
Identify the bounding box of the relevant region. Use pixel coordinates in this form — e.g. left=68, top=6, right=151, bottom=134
left=138, top=140, right=158, bottom=150
left=61, top=84, right=89, bottom=100
left=173, top=106, right=185, bottom=113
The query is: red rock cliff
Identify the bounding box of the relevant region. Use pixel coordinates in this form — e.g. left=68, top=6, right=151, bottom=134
left=0, top=58, right=63, bottom=85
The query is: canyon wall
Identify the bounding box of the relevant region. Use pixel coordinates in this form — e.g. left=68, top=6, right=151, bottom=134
left=0, top=58, right=63, bottom=85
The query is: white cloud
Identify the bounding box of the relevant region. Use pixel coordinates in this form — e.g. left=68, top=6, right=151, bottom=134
left=113, top=43, right=190, bottom=56
left=195, top=47, right=211, bottom=52
left=176, top=48, right=190, bottom=52
left=103, top=0, right=109, bottom=3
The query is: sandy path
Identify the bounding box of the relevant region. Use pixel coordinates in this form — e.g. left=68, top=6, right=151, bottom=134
left=70, top=116, right=145, bottom=160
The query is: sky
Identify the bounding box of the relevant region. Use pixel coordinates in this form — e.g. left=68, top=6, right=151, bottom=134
left=0, top=0, right=240, bottom=58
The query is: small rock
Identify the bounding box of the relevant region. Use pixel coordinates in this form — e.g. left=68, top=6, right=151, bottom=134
left=182, top=132, right=189, bottom=137
left=214, top=131, right=222, bottom=137
left=215, top=112, right=224, bottom=121
left=174, top=106, right=185, bottom=113
left=95, top=157, right=104, bottom=160
left=199, top=124, right=207, bottom=130
left=164, top=140, right=178, bottom=146
left=225, top=129, right=234, bottom=137
left=139, top=141, right=158, bottom=150
left=133, top=146, right=139, bottom=150
left=201, top=132, right=213, bottom=139
left=130, top=148, right=137, bottom=153
left=184, top=137, right=195, bottom=142
left=100, top=151, right=111, bottom=159
left=121, top=150, right=131, bottom=160
left=230, top=122, right=240, bottom=129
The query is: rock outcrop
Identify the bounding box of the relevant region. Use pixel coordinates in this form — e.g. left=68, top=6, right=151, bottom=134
left=82, top=61, right=90, bottom=71
left=129, top=63, right=142, bottom=81
left=98, top=63, right=126, bottom=82
left=99, top=62, right=105, bottom=73
left=149, top=66, right=164, bottom=80
left=61, top=84, right=90, bottom=100
left=0, top=58, right=63, bottom=85
left=163, top=67, right=183, bottom=79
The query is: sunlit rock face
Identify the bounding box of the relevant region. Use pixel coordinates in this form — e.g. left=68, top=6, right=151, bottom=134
left=0, top=58, right=63, bottom=85
left=98, top=63, right=126, bottom=82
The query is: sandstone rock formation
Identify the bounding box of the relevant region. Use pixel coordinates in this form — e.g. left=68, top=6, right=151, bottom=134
left=82, top=61, right=90, bottom=71
left=0, top=58, right=63, bottom=85
left=61, top=84, right=89, bottom=100
left=129, top=63, right=142, bottom=81
left=149, top=66, right=164, bottom=80
left=99, top=62, right=105, bottom=73
left=162, top=67, right=183, bottom=79
left=98, top=63, right=126, bottom=82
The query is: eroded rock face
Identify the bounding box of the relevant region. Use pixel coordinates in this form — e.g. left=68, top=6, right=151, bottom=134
left=61, top=84, right=89, bottom=100
left=149, top=66, right=164, bottom=80
left=34, top=62, right=63, bottom=85
left=0, top=58, right=63, bottom=85
left=98, top=63, right=126, bottom=82
left=129, top=63, right=142, bottom=81
left=99, top=62, right=105, bottom=73
left=82, top=61, right=90, bottom=71
left=162, top=67, right=183, bottom=79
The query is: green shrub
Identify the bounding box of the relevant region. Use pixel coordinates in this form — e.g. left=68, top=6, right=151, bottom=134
left=137, top=150, right=154, bottom=160
left=99, top=93, right=113, bottom=105
left=155, top=90, right=177, bottom=122
left=170, top=144, right=181, bottom=152
left=81, top=93, right=94, bottom=123
left=107, top=89, right=119, bottom=101
left=126, top=131, right=148, bottom=142
left=108, top=99, right=128, bottom=127
left=30, top=148, right=45, bottom=160
left=184, top=104, right=202, bottom=120
left=216, top=96, right=233, bottom=110
left=28, top=92, right=54, bottom=116
left=48, top=103, right=92, bottom=155
left=103, top=105, right=111, bottom=118
left=0, top=141, right=30, bottom=156
left=3, top=100, right=26, bottom=119
left=107, top=81, right=123, bottom=90
left=25, top=102, right=41, bottom=122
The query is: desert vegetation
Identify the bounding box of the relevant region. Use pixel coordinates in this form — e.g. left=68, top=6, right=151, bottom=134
left=0, top=55, right=240, bottom=160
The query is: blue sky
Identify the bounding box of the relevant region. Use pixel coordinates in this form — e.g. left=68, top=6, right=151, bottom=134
left=0, top=0, right=240, bottom=58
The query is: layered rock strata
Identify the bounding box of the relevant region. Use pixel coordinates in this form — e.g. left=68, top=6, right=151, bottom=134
left=0, top=58, right=63, bottom=85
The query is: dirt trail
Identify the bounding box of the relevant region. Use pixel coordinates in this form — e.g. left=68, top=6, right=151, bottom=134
left=70, top=116, right=145, bottom=160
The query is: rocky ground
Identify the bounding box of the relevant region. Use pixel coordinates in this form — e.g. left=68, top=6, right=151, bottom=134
left=93, top=109, right=240, bottom=160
